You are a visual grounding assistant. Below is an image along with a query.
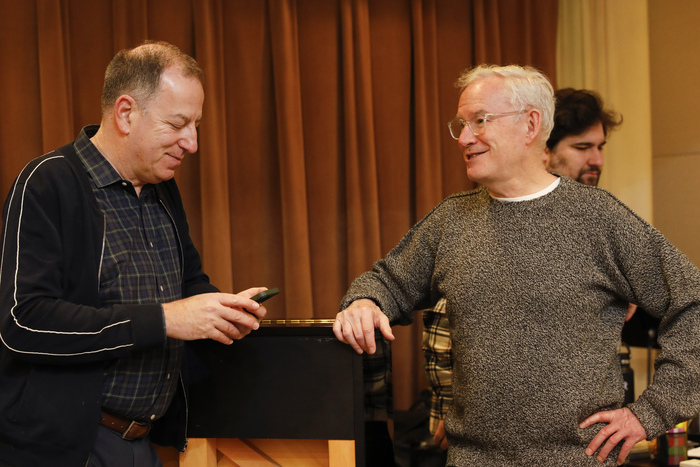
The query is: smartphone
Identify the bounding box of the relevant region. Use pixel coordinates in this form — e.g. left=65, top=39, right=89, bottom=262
left=250, top=288, right=280, bottom=304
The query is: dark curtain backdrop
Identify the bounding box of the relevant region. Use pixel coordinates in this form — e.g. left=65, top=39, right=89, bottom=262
left=0, top=0, right=557, bottom=410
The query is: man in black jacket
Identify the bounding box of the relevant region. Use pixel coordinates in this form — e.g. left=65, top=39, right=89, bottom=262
left=0, top=41, right=268, bottom=467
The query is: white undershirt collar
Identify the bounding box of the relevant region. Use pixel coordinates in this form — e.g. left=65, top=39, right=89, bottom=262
left=492, top=177, right=561, bottom=202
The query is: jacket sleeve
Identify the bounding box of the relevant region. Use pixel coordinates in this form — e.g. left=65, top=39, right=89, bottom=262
left=0, top=156, right=165, bottom=365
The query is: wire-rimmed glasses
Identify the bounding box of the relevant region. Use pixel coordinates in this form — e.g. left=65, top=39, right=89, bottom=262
left=447, top=111, right=525, bottom=140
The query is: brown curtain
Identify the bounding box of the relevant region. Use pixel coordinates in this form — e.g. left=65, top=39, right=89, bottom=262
left=0, top=0, right=557, bottom=409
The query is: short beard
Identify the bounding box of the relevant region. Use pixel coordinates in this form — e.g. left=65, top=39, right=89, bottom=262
left=576, top=167, right=601, bottom=187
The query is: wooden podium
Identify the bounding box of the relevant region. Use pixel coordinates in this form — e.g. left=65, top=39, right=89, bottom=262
left=180, top=321, right=365, bottom=466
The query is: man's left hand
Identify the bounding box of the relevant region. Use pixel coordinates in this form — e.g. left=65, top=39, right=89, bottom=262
left=434, top=419, right=449, bottom=450
left=580, top=407, right=647, bottom=465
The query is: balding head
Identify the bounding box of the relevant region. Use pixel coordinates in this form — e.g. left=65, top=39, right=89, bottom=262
left=100, top=40, right=204, bottom=115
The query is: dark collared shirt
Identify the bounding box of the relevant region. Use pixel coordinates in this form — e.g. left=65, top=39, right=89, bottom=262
left=74, top=126, right=182, bottom=422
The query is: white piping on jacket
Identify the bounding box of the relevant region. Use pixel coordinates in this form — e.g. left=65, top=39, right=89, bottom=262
left=0, top=155, right=132, bottom=356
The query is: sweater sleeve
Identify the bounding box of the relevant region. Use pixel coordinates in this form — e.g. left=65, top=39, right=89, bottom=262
left=340, top=200, right=444, bottom=324
left=606, top=203, right=700, bottom=440
left=0, top=156, right=166, bottom=365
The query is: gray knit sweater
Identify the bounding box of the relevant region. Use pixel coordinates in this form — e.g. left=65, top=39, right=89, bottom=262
left=341, top=177, right=700, bottom=466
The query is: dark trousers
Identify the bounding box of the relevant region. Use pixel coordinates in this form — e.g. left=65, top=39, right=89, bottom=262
left=88, top=425, right=162, bottom=467
left=366, top=420, right=396, bottom=466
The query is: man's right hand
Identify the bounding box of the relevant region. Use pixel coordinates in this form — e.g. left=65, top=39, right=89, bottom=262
left=333, top=299, right=394, bottom=354
left=163, top=288, right=268, bottom=344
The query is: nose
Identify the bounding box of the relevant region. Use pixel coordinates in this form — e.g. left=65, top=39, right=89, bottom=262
left=458, top=125, right=478, bottom=148
left=589, top=148, right=604, bottom=168
left=179, top=124, right=199, bottom=154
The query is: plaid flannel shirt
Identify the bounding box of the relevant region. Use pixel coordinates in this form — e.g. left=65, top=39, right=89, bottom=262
left=421, top=298, right=453, bottom=434
left=75, top=127, right=182, bottom=421
left=363, top=332, right=393, bottom=422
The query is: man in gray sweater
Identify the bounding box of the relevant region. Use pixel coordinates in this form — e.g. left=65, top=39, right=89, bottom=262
left=333, top=65, right=700, bottom=466
left=423, top=86, right=629, bottom=453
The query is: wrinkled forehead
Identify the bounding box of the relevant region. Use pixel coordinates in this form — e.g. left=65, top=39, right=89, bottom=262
left=458, top=77, right=513, bottom=115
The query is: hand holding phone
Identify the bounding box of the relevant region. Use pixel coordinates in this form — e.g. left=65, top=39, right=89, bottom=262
left=250, top=288, right=280, bottom=304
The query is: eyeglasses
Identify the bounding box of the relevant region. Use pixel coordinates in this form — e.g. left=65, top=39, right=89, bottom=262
left=447, top=111, right=525, bottom=139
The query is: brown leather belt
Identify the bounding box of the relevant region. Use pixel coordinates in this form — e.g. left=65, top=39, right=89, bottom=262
left=100, top=411, right=151, bottom=440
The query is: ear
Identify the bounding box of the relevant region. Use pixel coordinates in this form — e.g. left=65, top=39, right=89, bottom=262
left=524, top=108, right=542, bottom=145
left=113, top=95, right=136, bottom=135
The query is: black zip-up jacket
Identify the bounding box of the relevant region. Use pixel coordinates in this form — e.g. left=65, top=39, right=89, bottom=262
left=0, top=138, right=218, bottom=466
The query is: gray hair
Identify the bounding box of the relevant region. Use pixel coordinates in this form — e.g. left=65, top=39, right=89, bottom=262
left=455, top=64, right=555, bottom=143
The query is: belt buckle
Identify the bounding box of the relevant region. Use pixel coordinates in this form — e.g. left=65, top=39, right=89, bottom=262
left=122, top=419, right=149, bottom=440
